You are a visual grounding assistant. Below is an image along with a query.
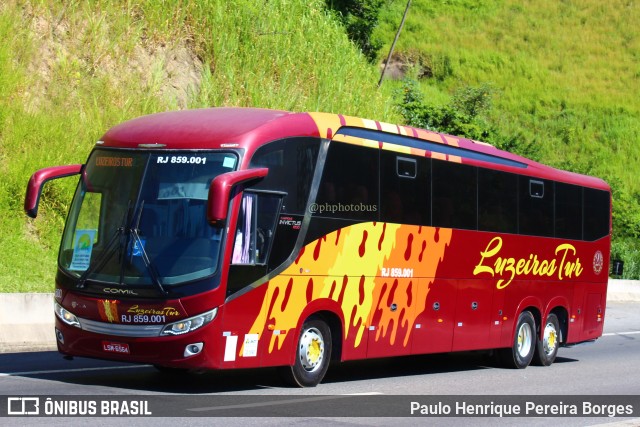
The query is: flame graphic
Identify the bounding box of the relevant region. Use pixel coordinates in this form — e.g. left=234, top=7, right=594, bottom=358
left=245, top=223, right=451, bottom=354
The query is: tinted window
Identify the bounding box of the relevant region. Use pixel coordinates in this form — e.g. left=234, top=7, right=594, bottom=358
left=519, top=177, right=554, bottom=237
left=478, top=169, right=517, bottom=233
left=555, top=183, right=583, bottom=240
left=315, top=142, right=379, bottom=220
left=584, top=188, right=610, bottom=241
left=432, top=160, right=477, bottom=230
left=250, top=137, right=320, bottom=214
left=231, top=192, right=282, bottom=266
left=380, top=151, right=430, bottom=225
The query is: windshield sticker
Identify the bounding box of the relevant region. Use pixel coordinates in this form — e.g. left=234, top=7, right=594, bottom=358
left=158, top=182, right=209, bottom=200
left=95, top=156, right=133, bottom=167
left=223, top=156, right=236, bottom=169
left=129, top=238, right=146, bottom=257
left=69, top=229, right=97, bottom=271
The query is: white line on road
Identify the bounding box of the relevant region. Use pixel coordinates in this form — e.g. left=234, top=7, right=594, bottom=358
left=187, top=393, right=382, bottom=413
left=0, top=364, right=152, bottom=377
left=602, top=331, right=640, bottom=337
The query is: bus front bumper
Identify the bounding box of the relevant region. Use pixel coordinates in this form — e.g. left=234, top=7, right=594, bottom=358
left=54, top=317, right=222, bottom=370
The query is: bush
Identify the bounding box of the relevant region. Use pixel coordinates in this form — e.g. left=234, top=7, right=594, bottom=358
left=610, top=238, right=640, bottom=279
left=396, top=78, right=540, bottom=161
left=325, top=0, right=384, bottom=62
left=396, top=79, right=492, bottom=140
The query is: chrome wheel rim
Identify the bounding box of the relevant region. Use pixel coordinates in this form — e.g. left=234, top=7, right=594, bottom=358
left=542, top=321, right=558, bottom=356
left=299, top=327, right=324, bottom=372
left=517, top=322, right=533, bottom=357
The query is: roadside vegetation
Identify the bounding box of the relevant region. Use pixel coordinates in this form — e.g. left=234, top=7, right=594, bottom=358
left=0, top=0, right=398, bottom=292
left=375, top=0, right=640, bottom=278
left=1, top=0, right=638, bottom=292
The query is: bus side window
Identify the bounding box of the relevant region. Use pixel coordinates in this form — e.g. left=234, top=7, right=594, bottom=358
left=249, top=137, right=321, bottom=271
left=315, top=142, right=379, bottom=220
left=584, top=188, right=610, bottom=241
left=432, top=159, right=477, bottom=230
left=478, top=169, right=517, bottom=233
left=231, top=192, right=282, bottom=265
left=555, top=182, right=583, bottom=240
left=519, top=177, right=554, bottom=237
left=380, top=151, right=430, bottom=225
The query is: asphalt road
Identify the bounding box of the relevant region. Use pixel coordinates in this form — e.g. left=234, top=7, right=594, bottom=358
left=1, top=302, right=639, bottom=426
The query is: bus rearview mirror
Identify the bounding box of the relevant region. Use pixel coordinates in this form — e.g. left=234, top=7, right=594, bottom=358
left=24, top=165, right=83, bottom=218
left=207, top=168, right=268, bottom=225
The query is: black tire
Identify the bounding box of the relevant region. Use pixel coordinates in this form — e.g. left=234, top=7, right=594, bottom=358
left=278, top=317, right=332, bottom=387
left=499, top=311, right=536, bottom=369
left=532, top=313, right=560, bottom=366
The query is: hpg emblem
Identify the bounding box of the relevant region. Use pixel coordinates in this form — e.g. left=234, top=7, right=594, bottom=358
left=593, top=251, right=604, bottom=275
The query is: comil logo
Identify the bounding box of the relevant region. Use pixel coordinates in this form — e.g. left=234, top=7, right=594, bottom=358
left=7, top=397, right=40, bottom=415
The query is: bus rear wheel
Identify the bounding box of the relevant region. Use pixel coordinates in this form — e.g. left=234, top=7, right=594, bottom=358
left=499, top=310, right=536, bottom=369
left=278, top=317, right=332, bottom=387
left=532, top=313, right=560, bottom=366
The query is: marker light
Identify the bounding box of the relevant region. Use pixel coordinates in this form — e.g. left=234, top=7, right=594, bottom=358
left=160, top=308, right=217, bottom=336
left=54, top=302, right=80, bottom=328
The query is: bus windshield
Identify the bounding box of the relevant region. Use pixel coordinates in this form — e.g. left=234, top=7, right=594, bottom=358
left=59, top=150, right=238, bottom=287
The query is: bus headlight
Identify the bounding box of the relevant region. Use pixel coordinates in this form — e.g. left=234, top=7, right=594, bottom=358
left=54, top=302, right=80, bottom=328
left=160, top=308, right=217, bottom=336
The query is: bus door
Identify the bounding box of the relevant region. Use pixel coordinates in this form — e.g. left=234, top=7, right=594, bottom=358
left=366, top=278, right=417, bottom=358
left=451, top=278, right=495, bottom=351
left=219, top=191, right=284, bottom=369
left=489, top=283, right=506, bottom=348
left=582, top=290, right=605, bottom=341
left=411, top=278, right=457, bottom=355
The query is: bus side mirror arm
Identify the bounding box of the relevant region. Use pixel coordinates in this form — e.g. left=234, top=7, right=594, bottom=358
left=24, top=165, right=83, bottom=218
left=207, top=168, right=268, bottom=225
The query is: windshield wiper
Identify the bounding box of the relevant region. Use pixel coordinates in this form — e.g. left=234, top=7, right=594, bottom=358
left=77, top=201, right=131, bottom=289
left=131, top=200, right=168, bottom=296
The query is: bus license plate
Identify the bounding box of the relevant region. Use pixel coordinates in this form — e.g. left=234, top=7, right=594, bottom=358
left=102, top=341, right=130, bottom=354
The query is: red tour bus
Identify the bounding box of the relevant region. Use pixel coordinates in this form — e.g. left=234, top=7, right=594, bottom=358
left=25, top=108, right=611, bottom=386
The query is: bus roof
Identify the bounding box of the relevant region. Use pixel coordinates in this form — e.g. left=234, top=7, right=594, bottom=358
left=99, top=107, right=609, bottom=191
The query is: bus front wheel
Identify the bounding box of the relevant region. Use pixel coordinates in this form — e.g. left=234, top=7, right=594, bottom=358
left=499, top=310, right=536, bottom=369
left=278, top=316, right=332, bottom=387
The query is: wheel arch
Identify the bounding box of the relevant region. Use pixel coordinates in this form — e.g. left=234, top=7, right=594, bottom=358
left=294, top=299, right=345, bottom=364
left=512, top=297, right=542, bottom=336
left=547, top=305, right=569, bottom=344
left=310, top=310, right=343, bottom=363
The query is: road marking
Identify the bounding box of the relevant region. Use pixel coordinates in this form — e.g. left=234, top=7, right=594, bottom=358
left=187, top=394, right=381, bottom=413
left=602, top=331, right=640, bottom=337
left=343, top=392, right=384, bottom=395
left=0, top=364, right=151, bottom=377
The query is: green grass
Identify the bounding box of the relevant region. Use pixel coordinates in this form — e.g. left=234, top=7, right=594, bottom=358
left=2, top=0, right=638, bottom=291
left=376, top=0, right=640, bottom=277
left=376, top=0, right=640, bottom=191
left=0, top=0, right=400, bottom=292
